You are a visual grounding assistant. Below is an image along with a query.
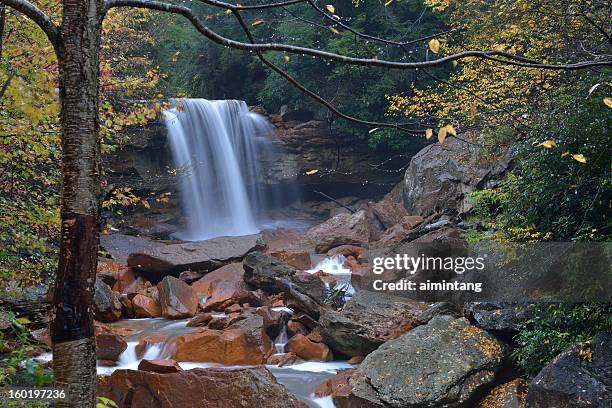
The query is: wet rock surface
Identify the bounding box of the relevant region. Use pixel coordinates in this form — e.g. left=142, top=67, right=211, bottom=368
left=127, top=234, right=264, bottom=274
left=93, top=279, right=122, bottom=323
left=98, top=366, right=307, bottom=408
left=527, top=331, right=612, bottom=408
left=157, top=276, right=198, bottom=319
left=320, top=290, right=427, bottom=357
left=349, top=315, right=507, bottom=407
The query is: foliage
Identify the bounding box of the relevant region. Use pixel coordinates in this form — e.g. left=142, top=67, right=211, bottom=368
left=513, top=303, right=612, bottom=377
left=97, top=397, right=119, bottom=408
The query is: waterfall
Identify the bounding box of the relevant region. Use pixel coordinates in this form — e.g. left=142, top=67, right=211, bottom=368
left=163, top=98, right=283, bottom=241
left=274, top=323, right=289, bottom=354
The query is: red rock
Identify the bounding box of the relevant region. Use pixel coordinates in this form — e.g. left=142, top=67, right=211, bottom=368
left=132, top=294, right=162, bottom=318
left=97, top=259, right=126, bottom=274
left=327, top=245, right=366, bottom=259
left=135, top=333, right=167, bottom=357
left=191, top=262, right=244, bottom=297
left=312, top=270, right=337, bottom=287
left=344, top=256, right=361, bottom=273
left=98, top=367, right=307, bottom=408
left=267, top=352, right=297, bottom=366
left=201, top=281, right=265, bottom=312
left=401, top=215, right=424, bottom=229
left=95, top=321, right=134, bottom=337
left=187, top=313, right=213, bottom=327
left=306, top=210, right=375, bottom=253
left=225, top=303, right=242, bottom=314
left=169, top=313, right=272, bottom=365
left=287, top=333, right=333, bottom=361
left=178, top=270, right=204, bottom=284
left=96, top=333, right=127, bottom=361
left=158, top=276, right=198, bottom=319
left=287, top=320, right=308, bottom=336
left=367, top=199, right=408, bottom=229
left=118, top=294, right=134, bottom=318
left=314, top=368, right=356, bottom=397
left=307, top=327, right=324, bottom=343
left=268, top=249, right=311, bottom=270
left=112, top=267, right=138, bottom=294
left=138, top=359, right=183, bottom=374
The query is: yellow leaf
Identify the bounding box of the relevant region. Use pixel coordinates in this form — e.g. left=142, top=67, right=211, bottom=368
left=444, top=124, right=457, bottom=136
left=252, top=19, right=264, bottom=26
left=541, top=140, right=557, bottom=148
left=330, top=27, right=341, bottom=35
left=283, top=55, right=290, bottom=62
left=15, top=317, right=31, bottom=325
left=452, top=60, right=458, bottom=68
left=470, top=103, right=477, bottom=118
left=326, top=4, right=335, bottom=13
left=604, top=97, right=612, bottom=108
left=306, top=169, right=319, bottom=175
left=225, top=8, right=232, bottom=14
left=561, top=151, right=570, bottom=157
left=438, top=127, right=447, bottom=144
left=425, top=129, right=433, bottom=140
left=384, top=0, right=393, bottom=6
left=428, top=39, right=440, bottom=54
left=572, top=154, right=587, bottom=163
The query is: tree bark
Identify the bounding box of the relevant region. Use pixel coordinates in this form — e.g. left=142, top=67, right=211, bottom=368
left=51, top=0, right=103, bottom=407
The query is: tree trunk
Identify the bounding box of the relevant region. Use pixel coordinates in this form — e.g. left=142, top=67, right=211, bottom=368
left=51, top=0, right=102, bottom=407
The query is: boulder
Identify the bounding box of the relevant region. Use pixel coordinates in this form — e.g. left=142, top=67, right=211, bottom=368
left=191, top=262, right=244, bottom=297
left=178, top=270, right=204, bottom=284
left=98, top=366, right=306, bottom=408
left=268, top=248, right=312, bottom=270
left=243, top=251, right=296, bottom=292
left=157, top=276, right=198, bottom=319
left=287, top=333, right=333, bottom=361
left=306, top=210, right=374, bottom=253
left=367, top=199, right=408, bottom=230
left=168, top=312, right=272, bottom=365
left=201, top=281, right=264, bottom=312
left=93, top=279, right=122, bottom=322
left=138, top=359, right=182, bottom=374
left=477, top=379, right=528, bottom=408
left=132, top=294, right=162, bottom=318
left=403, top=136, right=511, bottom=216
left=100, top=233, right=163, bottom=264
left=315, top=368, right=357, bottom=407
left=526, top=331, right=611, bottom=407
left=349, top=316, right=507, bottom=407
left=319, top=290, right=427, bottom=357
left=327, top=245, right=367, bottom=259
left=465, top=302, right=533, bottom=334
left=96, top=333, right=128, bottom=361
left=127, top=234, right=264, bottom=274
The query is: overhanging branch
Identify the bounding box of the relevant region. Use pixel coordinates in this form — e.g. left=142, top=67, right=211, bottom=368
left=104, top=0, right=611, bottom=70
left=0, top=0, right=59, bottom=50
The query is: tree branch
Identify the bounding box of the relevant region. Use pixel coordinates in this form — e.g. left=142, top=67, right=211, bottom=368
left=104, top=0, right=611, bottom=71
left=0, top=0, right=59, bottom=50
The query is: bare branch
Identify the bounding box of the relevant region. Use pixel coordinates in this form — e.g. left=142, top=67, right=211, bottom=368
left=104, top=0, right=612, bottom=71
left=0, top=0, right=59, bottom=50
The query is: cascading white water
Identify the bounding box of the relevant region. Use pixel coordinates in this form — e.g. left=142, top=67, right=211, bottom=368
left=274, top=324, right=289, bottom=354
left=164, top=98, right=281, bottom=241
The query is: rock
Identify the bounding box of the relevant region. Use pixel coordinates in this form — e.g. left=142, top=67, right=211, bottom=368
left=178, top=270, right=204, bottom=284
left=267, top=352, right=297, bottom=366
left=306, top=210, right=375, bottom=253
left=268, top=248, right=312, bottom=270
left=378, top=215, right=425, bottom=243
left=315, top=368, right=357, bottom=403
left=417, top=301, right=462, bottom=324
left=367, top=199, right=408, bottom=230
left=157, top=276, right=198, bottom=319
left=464, top=302, right=532, bottom=334
left=96, top=333, right=127, bottom=361
left=526, top=331, right=612, bottom=408
left=287, top=333, right=333, bottom=361
left=132, top=294, right=162, bottom=318
left=201, top=281, right=264, bottom=312
left=93, top=279, right=122, bottom=322
left=95, top=321, right=135, bottom=338
left=477, top=379, right=528, bottom=408
left=118, top=294, right=135, bottom=318
left=191, top=262, right=244, bottom=297
left=319, top=290, right=427, bottom=357
left=100, top=233, right=163, bottom=264
left=187, top=313, right=213, bottom=327
left=127, top=234, right=264, bottom=274
left=349, top=316, right=507, bottom=408
left=98, top=366, right=307, bottom=408
left=138, top=359, right=183, bottom=374
left=243, top=251, right=296, bottom=292
left=403, top=136, right=511, bottom=216
left=169, top=313, right=272, bottom=365
left=327, top=245, right=367, bottom=259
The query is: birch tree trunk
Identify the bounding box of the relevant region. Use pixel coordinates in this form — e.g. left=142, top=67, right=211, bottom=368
left=51, top=0, right=103, bottom=406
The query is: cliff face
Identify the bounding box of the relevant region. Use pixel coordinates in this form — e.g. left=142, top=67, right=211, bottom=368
left=103, top=110, right=422, bottom=199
